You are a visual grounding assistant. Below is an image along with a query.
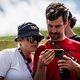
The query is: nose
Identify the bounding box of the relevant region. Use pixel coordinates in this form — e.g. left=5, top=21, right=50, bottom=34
left=34, top=40, right=38, bottom=43
left=51, top=27, right=57, bottom=33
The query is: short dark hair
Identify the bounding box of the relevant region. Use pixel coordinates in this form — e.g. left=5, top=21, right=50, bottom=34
left=70, top=17, right=77, bottom=28
left=68, top=11, right=72, bottom=20
left=68, top=11, right=77, bottom=28
left=46, top=2, right=69, bottom=23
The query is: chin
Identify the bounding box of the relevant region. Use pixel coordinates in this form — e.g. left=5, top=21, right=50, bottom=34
left=51, top=37, right=58, bottom=40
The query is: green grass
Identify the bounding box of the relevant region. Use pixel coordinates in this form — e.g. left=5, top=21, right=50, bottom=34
left=40, top=30, right=48, bottom=37
left=0, top=40, right=17, bottom=51
left=0, top=35, right=17, bottom=51
left=0, top=36, right=16, bottom=41
left=73, top=27, right=80, bottom=35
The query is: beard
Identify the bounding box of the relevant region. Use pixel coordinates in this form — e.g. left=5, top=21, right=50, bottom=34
left=49, top=32, right=61, bottom=40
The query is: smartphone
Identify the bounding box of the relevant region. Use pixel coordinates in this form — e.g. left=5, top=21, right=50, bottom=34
left=54, top=49, right=64, bottom=59
left=45, top=49, right=64, bottom=59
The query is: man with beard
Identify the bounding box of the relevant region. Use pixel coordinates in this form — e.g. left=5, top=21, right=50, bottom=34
left=33, top=2, right=80, bottom=80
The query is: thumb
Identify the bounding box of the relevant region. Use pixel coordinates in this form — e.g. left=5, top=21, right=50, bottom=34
left=63, top=55, right=71, bottom=60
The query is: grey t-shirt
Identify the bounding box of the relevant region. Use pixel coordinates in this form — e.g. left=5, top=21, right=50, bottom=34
left=0, top=48, right=33, bottom=80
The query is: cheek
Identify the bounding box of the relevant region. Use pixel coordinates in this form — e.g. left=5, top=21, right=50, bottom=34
left=22, top=42, right=30, bottom=48
left=48, top=27, right=52, bottom=32
left=58, top=27, right=64, bottom=32
left=61, top=27, right=65, bottom=33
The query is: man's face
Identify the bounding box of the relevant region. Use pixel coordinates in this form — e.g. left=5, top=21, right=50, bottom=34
left=47, top=16, right=67, bottom=41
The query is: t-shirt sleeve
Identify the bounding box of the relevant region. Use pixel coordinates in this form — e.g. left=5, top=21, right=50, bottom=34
left=0, top=50, right=11, bottom=77
left=33, top=45, right=46, bottom=73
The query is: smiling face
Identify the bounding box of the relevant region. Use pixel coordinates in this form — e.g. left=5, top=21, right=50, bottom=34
left=47, top=16, right=67, bottom=41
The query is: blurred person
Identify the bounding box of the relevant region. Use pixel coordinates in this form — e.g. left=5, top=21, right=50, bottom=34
left=0, top=22, right=44, bottom=80
left=65, top=11, right=80, bottom=41
left=34, top=2, right=80, bottom=80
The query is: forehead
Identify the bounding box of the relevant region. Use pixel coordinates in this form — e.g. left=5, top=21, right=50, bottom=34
left=47, top=16, right=64, bottom=26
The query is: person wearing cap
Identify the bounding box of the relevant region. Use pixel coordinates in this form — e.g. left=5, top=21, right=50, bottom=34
left=65, top=11, right=80, bottom=41
left=0, top=22, right=44, bottom=80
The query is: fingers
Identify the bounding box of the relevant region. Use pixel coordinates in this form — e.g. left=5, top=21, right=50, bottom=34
left=57, top=55, right=74, bottom=70
left=39, top=49, right=55, bottom=65
left=63, top=55, right=71, bottom=60
left=58, top=60, right=68, bottom=69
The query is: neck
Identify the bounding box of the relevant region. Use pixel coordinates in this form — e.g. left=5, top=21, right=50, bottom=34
left=65, top=26, right=76, bottom=37
left=19, top=47, right=31, bottom=58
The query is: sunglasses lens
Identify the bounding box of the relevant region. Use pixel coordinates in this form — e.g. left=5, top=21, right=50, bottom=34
left=27, top=36, right=35, bottom=43
left=27, top=36, right=42, bottom=43
left=36, top=37, right=42, bottom=43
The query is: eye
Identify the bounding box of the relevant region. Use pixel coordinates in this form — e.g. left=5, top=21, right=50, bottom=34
left=55, top=25, right=61, bottom=28
left=48, top=24, right=53, bottom=28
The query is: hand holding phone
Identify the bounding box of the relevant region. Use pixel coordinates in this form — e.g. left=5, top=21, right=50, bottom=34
left=54, top=49, right=64, bottom=59
left=44, top=49, right=64, bottom=60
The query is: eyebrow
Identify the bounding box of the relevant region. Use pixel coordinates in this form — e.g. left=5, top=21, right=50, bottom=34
left=48, top=24, right=62, bottom=28
left=48, top=24, right=53, bottom=27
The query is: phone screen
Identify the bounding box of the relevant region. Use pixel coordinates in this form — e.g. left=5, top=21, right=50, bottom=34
left=54, top=49, right=64, bottom=59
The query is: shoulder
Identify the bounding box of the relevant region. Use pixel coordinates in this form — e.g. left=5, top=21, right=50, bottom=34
left=0, top=48, right=18, bottom=59
left=70, top=35, right=80, bottom=41
left=37, top=40, right=50, bottom=50
left=35, top=45, right=46, bottom=54
left=67, top=38, right=80, bottom=47
left=68, top=38, right=80, bottom=43
left=0, top=48, right=18, bottom=77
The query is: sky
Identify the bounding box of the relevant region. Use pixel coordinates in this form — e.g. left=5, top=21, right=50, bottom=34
left=0, top=0, right=80, bottom=36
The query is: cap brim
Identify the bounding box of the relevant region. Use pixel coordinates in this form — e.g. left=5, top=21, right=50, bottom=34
left=15, top=31, right=44, bottom=42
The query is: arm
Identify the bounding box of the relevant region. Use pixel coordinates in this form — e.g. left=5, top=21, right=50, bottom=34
left=34, top=49, right=55, bottom=80
left=33, top=60, right=47, bottom=80
left=0, top=50, right=11, bottom=79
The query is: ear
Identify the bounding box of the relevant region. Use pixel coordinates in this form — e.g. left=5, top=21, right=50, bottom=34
left=64, top=21, right=68, bottom=28
left=66, top=20, right=71, bottom=28
left=68, top=20, right=71, bottom=25
left=17, top=38, right=22, bottom=42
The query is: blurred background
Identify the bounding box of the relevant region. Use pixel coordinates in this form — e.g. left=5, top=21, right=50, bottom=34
left=0, top=0, right=80, bottom=50
left=0, top=0, right=80, bottom=36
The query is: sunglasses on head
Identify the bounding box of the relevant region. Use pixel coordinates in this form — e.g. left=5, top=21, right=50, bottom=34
left=26, top=36, right=43, bottom=43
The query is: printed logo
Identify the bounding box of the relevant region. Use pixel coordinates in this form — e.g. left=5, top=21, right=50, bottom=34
left=31, top=26, right=37, bottom=29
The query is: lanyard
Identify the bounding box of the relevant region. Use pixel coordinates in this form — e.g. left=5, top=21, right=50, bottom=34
left=18, top=48, right=33, bottom=78
left=49, top=39, right=77, bottom=61
left=49, top=40, right=70, bottom=80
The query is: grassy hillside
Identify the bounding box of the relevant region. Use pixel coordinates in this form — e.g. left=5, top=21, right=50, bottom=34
left=0, top=40, right=17, bottom=51
left=0, top=36, right=16, bottom=41
left=73, top=27, right=80, bottom=35
left=0, top=27, right=80, bottom=51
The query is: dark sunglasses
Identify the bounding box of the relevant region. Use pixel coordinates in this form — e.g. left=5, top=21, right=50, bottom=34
left=26, top=36, right=43, bottom=43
